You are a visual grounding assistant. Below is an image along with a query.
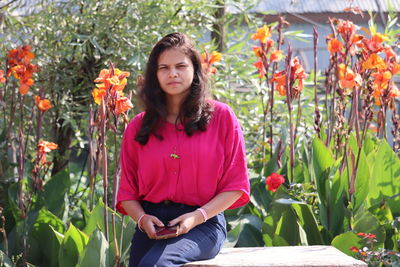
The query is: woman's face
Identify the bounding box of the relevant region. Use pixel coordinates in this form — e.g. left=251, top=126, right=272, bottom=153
left=156, top=48, right=194, bottom=102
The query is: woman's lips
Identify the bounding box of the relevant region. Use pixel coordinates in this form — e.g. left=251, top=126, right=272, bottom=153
left=167, top=81, right=181, bottom=85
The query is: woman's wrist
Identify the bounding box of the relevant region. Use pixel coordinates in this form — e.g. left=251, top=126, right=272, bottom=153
left=137, top=213, right=147, bottom=232
left=196, top=208, right=208, bottom=223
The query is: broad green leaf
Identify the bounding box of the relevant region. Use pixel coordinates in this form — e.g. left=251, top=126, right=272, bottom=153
left=367, top=140, right=400, bottom=214
left=292, top=204, right=324, bottom=245
left=353, top=207, right=386, bottom=248
left=312, top=137, right=334, bottom=177
left=83, top=198, right=106, bottom=236
left=275, top=207, right=299, bottom=245
left=32, top=208, right=65, bottom=267
left=249, top=178, right=273, bottom=217
left=59, top=223, right=89, bottom=267
left=42, top=168, right=71, bottom=218
left=331, top=232, right=363, bottom=256
left=77, top=229, right=109, bottom=267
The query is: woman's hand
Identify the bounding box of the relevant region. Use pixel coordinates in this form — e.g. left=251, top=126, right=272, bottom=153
left=168, top=210, right=205, bottom=236
left=140, top=214, right=165, bottom=239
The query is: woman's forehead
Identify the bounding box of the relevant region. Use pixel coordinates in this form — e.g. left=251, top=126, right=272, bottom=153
left=158, top=48, right=191, bottom=64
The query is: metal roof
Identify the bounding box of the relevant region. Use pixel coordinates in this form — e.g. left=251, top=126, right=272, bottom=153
left=247, top=0, right=400, bottom=14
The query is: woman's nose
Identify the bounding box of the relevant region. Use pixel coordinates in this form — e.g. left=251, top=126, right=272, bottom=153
left=168, top=68, right=178, bottom=77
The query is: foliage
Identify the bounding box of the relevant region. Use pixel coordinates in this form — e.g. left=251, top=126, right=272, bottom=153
left=0, top=0, right=399, bottom=266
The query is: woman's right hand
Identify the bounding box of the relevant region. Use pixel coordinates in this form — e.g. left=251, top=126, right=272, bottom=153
left=140, top=214, right=165, bottom=239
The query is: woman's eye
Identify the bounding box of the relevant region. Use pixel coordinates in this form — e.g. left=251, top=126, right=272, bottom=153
left=177, top=65, right=187, bottom=68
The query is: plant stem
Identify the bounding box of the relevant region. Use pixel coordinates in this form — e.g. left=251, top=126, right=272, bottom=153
left=313, top=26, right=321, bottom=138
left=100, top=98, right=109, bottom=241
left=285, top=44, right=294, bottom=182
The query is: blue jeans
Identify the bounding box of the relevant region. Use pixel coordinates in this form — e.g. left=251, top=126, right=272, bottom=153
left=128, top=201, right=227, bottom=267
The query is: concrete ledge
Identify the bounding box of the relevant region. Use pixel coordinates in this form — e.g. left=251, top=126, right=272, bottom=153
left=185, top=246, right=367, bottom=267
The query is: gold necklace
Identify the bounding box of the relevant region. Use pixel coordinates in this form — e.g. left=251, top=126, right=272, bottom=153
left=170, top=146, right=180, bottom=159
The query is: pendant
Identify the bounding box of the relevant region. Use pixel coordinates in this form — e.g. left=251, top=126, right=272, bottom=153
left=170, top=153, right=180, bottom=159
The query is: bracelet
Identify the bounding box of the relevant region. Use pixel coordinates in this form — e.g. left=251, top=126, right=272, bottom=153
left=197, top=208, right=208, bottom=222
left=137, top=214, right=147, bottom=232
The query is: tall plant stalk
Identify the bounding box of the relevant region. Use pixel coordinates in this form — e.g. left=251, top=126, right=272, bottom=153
left=285, top=45, right=295, bottom=182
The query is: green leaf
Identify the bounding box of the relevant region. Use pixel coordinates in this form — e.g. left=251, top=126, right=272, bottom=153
left=331, top=232, right=363, bottom=256
left=274, top=206, right=300, bottom=245
left=59, top=223, right=89, bottom=267
left=77, top=229, right=109, bottom=267
left=32, top=208, right=65, bottom=267
left=367, top=140, right=400, bottom=214
left=292, top=204, right=324, bottom=245
left=42, top=168, right=71, bottom=218
left=83, top=198, right=106, bottom=236
left=353, top=207, right=386, bottom=248
left=348, top=135, right=370, bottom=212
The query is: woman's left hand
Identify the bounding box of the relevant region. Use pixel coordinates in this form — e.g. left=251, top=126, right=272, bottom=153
left=168, top=210, right=205, bottom=236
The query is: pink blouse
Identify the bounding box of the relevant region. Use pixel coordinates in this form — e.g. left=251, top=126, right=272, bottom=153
left=116, top=100, right=250, bottom=215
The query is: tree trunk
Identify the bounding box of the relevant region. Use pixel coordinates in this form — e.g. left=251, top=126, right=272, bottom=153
left=211, top=0, right=226, bottom=52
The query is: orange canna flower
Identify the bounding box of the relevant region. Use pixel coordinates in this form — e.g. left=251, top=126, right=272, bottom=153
left=383, top=46, right=396, bottom=60
left=291, top=57, right=308, bottom=80
left=115, top=96, right=134, bottom=115
left=362, top=53, right=386, bottom=71
left=252, top=46, right=263, bottom=58
left=372, top=70, right=392, bottom=90
left=389, top=83, right=400, bottom=98
left=327, top=38, right=344, bottom=54
left=38, top=141, right=58, bottom=153
left=201, top=51, right=222, bottom=75
left=270, top=50, right=283, bottom=63
left=34, top=96, right=53, bottom=111
left=37, top=140, right=58, bottom=164
left=371, top=33, right=389, bottom=43
left=251, top=25, right=272, bottom=44
left=337, top=64, right=362, bottom=90
left=92, top=88, right=106, bottom=105
left=7, top=45, right=35, bottom=65
left=270, top=70, right=287, bottom=96
left=390, top=62, right=400, bottom=75
left=0, top=70, right=6, bottom=83
left=209, top=51, right=222, bottom=64
left=336, top=19, right=359, bottom=42
left=253, top=61, right=266, bottom=79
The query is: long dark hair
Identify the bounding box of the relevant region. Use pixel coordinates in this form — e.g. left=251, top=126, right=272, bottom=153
left=135, top=32, right=213, bottom=145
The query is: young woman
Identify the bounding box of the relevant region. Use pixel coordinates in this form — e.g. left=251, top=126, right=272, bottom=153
left=116, top=32, right=250, bottom=267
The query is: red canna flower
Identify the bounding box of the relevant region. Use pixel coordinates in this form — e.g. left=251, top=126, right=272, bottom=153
left=270, top=71, right=286, bottom=96
left=349, top=246, right=360, bottom=253
left=34, top=96, right=53, bottom=111
left=357, top=232, right=367, bottom=237
left=336, top=19, right=359, bottom=43
left=266, top=173, right=285, bottom=192
left=327, top=38, right=344, bottom=54
left=253, top=61, right=266, bottom=79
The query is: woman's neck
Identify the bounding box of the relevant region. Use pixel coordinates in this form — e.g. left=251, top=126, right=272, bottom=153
left=166, top=97, right=181, bottom=123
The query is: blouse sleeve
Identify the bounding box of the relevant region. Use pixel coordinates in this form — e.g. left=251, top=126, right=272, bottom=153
left=216, top=105, right=250, bottom=209
left=115, top=115, right=141, bottom=215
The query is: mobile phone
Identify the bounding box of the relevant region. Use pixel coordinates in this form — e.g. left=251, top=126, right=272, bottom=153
left=155, top=225, right=179, bottom=239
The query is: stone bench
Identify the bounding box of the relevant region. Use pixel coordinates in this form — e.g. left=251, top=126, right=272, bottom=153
left=185, top=246, right=367, bottom=267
